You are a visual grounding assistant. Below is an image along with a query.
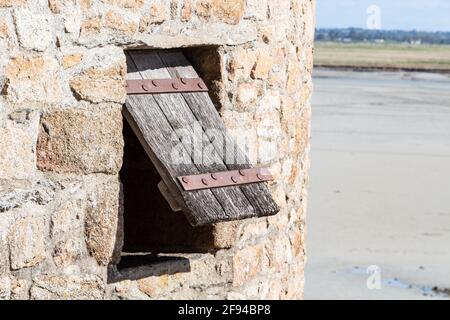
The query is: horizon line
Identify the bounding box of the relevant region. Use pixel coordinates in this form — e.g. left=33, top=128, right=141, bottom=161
left=316, top=27, right=450, bottom=33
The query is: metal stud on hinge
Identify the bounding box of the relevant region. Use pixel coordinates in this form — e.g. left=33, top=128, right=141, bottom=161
left=126, top=78, right=208, bottom=95
left=177, top=168, right=274, bottom=191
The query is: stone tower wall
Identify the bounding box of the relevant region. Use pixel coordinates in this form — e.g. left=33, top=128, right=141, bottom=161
left=0, top=0, right=315, bottom=299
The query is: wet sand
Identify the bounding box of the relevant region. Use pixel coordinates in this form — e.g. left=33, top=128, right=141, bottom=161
left=305, top=69, right=450, bottom=300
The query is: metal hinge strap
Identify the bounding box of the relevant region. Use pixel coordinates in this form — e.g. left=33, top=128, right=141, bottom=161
left=126, top=78, right=208, bottom=95
left=177, top=168, right=274, bottom=191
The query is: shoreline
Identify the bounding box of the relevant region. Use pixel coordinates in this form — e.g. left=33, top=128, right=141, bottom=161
left=314, top=64, right=450, bottom=75
left=306, top=69, right=450, bottom=300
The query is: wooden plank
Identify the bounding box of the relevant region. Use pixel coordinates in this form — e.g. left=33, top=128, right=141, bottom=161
left=128, top=51, right=257, bottom=223
left=124, top=53, right=227, bottom=226
left=158, top=51, right=280, bottom=216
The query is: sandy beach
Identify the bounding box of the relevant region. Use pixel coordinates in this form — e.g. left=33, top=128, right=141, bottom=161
left=305, top=69, right=450, bottom=299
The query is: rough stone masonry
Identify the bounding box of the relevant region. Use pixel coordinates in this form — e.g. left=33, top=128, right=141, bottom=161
left=0, top=0, right=315, bottom=299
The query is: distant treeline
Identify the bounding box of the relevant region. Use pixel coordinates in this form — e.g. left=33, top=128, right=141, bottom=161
left=316, top=28, right=450, bottom=45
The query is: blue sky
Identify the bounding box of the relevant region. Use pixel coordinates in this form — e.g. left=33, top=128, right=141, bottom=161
left=317, top=0, right=450, bottom=31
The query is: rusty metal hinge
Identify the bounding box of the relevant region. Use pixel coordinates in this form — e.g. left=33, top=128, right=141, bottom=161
left=177, top=168, right=274, bottom=191
left=126, top=78, right=208, bottom=95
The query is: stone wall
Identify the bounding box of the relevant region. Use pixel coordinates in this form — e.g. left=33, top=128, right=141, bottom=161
left=0, top=0, right=315, bottom=299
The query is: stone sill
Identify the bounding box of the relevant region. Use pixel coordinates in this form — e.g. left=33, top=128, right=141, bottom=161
left=109, top=253, right=203, bottom=283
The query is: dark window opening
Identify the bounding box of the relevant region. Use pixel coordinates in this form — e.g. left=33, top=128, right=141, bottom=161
left=120, top=120, right=217, bottom=254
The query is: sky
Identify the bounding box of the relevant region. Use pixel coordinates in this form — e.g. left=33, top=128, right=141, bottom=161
left=317, top=0, right=450, bottom=32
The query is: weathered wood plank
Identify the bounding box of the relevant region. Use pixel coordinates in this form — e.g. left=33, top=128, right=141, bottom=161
left=128, top=51, right=257, bottom=222
left=124, top=53, right=227, bottom=226
left=158, top=51, right=280, bottom=216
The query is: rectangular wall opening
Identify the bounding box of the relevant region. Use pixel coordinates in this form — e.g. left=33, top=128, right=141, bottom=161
left=118, top=47, right=277, bottom=269
left=119, top=47, right=224, bottom=258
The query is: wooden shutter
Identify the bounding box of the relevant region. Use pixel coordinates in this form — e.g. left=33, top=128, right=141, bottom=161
left=124, top=50, right=279, bottom=226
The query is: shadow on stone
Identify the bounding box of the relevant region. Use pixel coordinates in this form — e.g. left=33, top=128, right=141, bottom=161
left=108, top=254, right=191, bottom=283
